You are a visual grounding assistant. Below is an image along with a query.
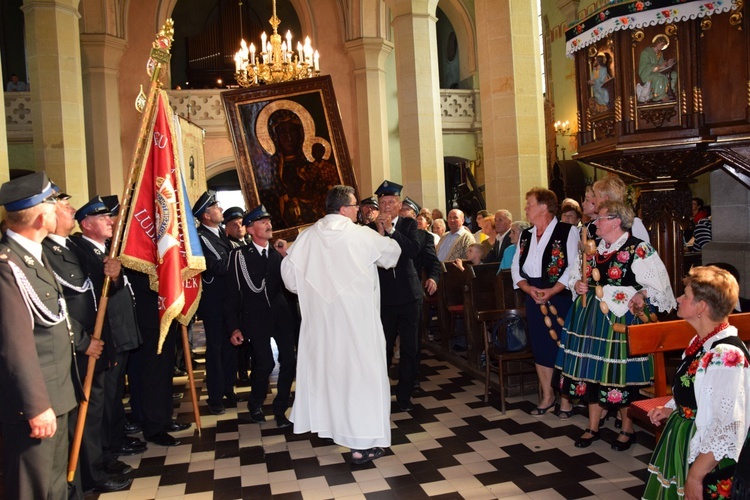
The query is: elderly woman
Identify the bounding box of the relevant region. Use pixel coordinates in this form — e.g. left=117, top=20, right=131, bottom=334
left=556, top=201, right=676, bottom=449
left=511, top=188, right=579, bottom=415
left=592, top=174, right=650, bottom=242
left=499, top=221, right=530, bottom=270
left=644, top=266, right=750, bottom=499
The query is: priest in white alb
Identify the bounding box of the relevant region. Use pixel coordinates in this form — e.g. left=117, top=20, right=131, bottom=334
left=281, top=185, right=401, bottom=465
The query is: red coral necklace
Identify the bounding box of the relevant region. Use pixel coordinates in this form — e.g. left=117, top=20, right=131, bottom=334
left=685, top=322, right=730, bottom=357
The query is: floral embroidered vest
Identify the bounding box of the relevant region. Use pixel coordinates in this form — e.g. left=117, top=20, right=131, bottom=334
left=517, top=221, right=572, bottom=288
left=584, top=235, right=643, bottom=288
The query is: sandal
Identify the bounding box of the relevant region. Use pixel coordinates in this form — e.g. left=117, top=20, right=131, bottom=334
left=528, top=402, right=556, bottom=416
left=557, top=408, right=574, bottom=420
left=351, top=447, right=385, bottom=465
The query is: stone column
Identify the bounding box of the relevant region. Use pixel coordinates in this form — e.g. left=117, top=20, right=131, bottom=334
left=344, top=37, right=394, bottom=197
left=387, top=0, right=445, bottom=209
left=80, top=33, right=127, bottom=198
left=703, top=169, right=750, bottom=297
left=22, top=0, right=89, bottom=201
left=475, top=0, right=547, bottom=218
left=0, top=57, right=9, bottom=184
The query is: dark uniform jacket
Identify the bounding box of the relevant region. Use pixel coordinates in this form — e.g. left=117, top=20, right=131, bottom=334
left=70, top=235, right=141, bottom=355
left=42, top=237, right=100, bottom=371
left=483, top=231, right=512, bottom=264
left=369, top=216, right=422, bottom=305
left=224, top=243, right=291, bottom=335
left=197, top=225, right=232, bottom=311
left=414, top=228, right=442, bottom=288
left=0, top=235, right=77, bottom=423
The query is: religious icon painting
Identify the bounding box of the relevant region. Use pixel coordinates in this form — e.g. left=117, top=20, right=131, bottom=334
left=222, top=76, right=357, bottom=241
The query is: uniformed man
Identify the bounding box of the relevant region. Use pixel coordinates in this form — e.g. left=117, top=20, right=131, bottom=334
left=358, top=196, right=379, bottom=225
left=225, top=205, right=296, bottom=428
left=71, top=197, right=146, bottom=458
left=222, top=206, right=251, bottom=385
left=223, top=206, right=249, bottom=248
left=42, top=190, right=132, bottom=494
left=0, top=172, right=77, bottom=499
left=369, top=181, right=422, bottom=411
left=194, top=191, right=241, bottom=415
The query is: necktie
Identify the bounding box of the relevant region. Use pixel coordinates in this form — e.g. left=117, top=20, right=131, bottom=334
left=261, top=248, right=267, bottom=259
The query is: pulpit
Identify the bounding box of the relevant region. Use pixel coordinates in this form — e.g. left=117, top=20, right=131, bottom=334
left=565, top=0, right=750, bottom=293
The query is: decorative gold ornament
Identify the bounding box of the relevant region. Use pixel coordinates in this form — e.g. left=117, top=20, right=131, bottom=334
left=730, top=0, right=743, bottom=30
left=615, top=97, right=622, bottom=122
left=629, top=96, right=635, bottom=122
left=632, top=30, right=645, bottom=45
left=233, top=0, right=320, bottom=87
left=681, top=89, right=687, bottom=115
left=701, top=17, right=712, bottom=35
left=665, top=24, right=678, bottom=37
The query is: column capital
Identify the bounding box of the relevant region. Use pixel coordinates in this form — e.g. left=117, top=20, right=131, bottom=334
left=80, top=34, right=128, bottom=69
left=21, top=0, right=81, bottom=18
left=383, top=0, right=439, bottom=18
left=344, top=38, right=394, bottom=71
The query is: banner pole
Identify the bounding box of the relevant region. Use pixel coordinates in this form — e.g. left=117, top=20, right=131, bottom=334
left=182, top=324, right=202, bottom=434
left=67, top=20, right=175, bottom=483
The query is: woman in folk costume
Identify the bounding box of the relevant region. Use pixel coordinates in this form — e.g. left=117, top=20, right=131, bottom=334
left=644, top=266, right=750, bottom=499
left=556, top=200, right=676, bottom=450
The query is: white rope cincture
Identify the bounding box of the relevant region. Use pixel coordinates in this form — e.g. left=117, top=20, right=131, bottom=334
left=8, top=260, right=67, bottom=327
left=53, top=272, right=98, bottom=310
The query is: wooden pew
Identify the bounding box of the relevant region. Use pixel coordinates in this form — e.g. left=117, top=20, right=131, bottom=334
left=420, top=262, right=446, bottom=344
left=628, top=313, right=750, bottom=439
left=463, top=263, right=502, bottom=370
left=437, top=261, right=470, bottom=353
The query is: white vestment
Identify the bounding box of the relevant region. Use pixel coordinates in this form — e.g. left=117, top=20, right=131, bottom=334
left=281, top=214, right=401, bottom=449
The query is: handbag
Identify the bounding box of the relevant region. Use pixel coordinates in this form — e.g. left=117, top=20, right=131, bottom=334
left=492, top=315, right=528, bottom=353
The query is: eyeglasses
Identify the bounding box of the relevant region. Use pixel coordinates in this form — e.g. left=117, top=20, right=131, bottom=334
left=342, top=204, right=359, bottom=208
left=42, top=194, right=59, bottom=205
left=593, top=215, right=618, bottom=222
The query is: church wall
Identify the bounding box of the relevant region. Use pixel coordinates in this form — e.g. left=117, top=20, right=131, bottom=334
left=386, top=34, right=402, bottom=185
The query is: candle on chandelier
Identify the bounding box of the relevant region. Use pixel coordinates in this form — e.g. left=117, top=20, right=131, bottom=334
left=249, top=43, right=255, bottom=65
left=297, top=41, right=303, bottom=63
left=313, top=51, right=319, bottom=71
left=286, top=31, right=293, bottom=60
left=303, top=37, right=312, bottom=64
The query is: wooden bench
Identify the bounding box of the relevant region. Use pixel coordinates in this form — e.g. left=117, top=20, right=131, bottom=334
left=463, top=263, right=502, bottom=370
left=628, top=312, right=750, bottom=439
left=437, top=261, right=470, bottom=353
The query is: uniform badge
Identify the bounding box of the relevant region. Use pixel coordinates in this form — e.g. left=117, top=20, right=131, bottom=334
left=52, top=245, right=62, bottom=253
left=94, top=248, right=103, bottom=256
left=23, top=255, right=35, bottom=266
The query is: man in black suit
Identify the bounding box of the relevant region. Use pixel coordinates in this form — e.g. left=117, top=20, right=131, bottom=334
left=194, top=191, right=240, bottom=415
left=399, top=196, right=442, bottom=389
left=370, top=181, right=422, bottom=411
left=42, top=191, right=132, bottom=494
left=483, top=209, right=513, bottom=264
left=225, top=205, right=296, bottom=428
left=72, top=197, right=147, bottom=458
left=0, top=172, right=78, bottom=499
left=222, top=206, right=251, bottom=385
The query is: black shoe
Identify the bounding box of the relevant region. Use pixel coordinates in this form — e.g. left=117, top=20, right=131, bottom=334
left=145, top=431, right=180, bottom=447
left=164, top=420, right=191, bottom=432
left=92, top=477, right=133, bottom=492
left=123, top=421, right=141, bottom=435
left=397, top=400, right=414, bottom=412
left=574, top=429, right=601, bottom=448
left=173, top=367, right=187, bottom=377
left=103, top=460, right=133, bottom=476
left=611, top=431, right=636, bottom=451
left=125, top=436, right=147, bottom=449
left=208, top=403, right=226, bottom=415
left=113, top=442, right=146, bottom=456
left=224, top=392, right=246, bottom=403
left=275, top=414, right=292, bottom=428
left=249, top=406, right=266, bottom=423
left=172, top=392, right=184, bottom=400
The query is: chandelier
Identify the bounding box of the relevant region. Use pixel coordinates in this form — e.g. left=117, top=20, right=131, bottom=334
left=233, top=0, right=320, bottom=87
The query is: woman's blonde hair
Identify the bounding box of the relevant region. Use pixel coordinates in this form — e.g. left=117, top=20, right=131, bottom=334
left=593, top=174, right=627, bottom=204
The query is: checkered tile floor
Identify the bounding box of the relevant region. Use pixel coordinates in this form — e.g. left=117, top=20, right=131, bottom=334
left=93, top=351, right=655, bottom=499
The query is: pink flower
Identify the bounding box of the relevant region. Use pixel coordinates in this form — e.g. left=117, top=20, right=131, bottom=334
left=722, top=349, right=745, bottom=368
left=599, top=12, right=606, bottom=20
left=617, top=251, right=629, bottom=263
left=699, top=352, right=714, bottom=369
left=636, top=1, right=644, bottom=11
left=606, top=388, right=623, bottom=404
